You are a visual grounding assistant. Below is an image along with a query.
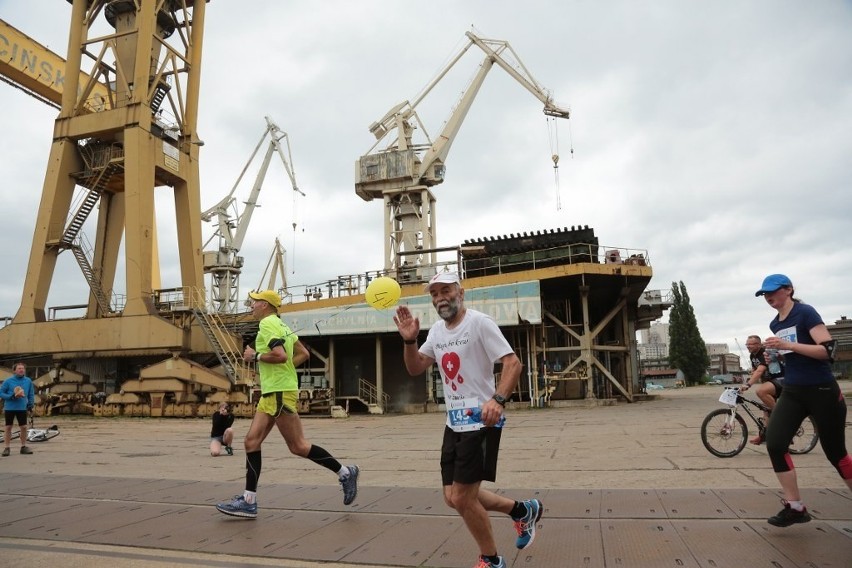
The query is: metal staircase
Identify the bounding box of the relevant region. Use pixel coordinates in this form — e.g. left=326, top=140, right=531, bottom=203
left=70, top=233, right=113, bottom=315
left=359, top=378, right=389, bottom=413
left=64, top=143, right=125, bottom=246
left=56, top=143, right=126, bottom=315
left=187, top=289, right=248, bottom=384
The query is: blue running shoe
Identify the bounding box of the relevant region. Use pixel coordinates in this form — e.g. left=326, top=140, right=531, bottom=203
left=513, top=498, right=542, bottom=549
left=340, top=465, right=360, bottom=505
left=216, top=495, right=257, bottom=519
left=474, top=555, right=506, bottom=568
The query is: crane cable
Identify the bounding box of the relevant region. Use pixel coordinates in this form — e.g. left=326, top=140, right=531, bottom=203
left=289, top=164, right=307, bottom=276
left=291, top=186, right=299, bottom=274
left=546, top=115, right=574, bottom=212
left=547, top=116, right=561, bottom=210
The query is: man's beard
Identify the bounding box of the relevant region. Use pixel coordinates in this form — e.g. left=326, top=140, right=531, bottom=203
left=436, top=298, right=460, bottom=321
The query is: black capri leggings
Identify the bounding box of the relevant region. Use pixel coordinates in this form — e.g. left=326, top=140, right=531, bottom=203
left=766, top=382, right=850, bottom=477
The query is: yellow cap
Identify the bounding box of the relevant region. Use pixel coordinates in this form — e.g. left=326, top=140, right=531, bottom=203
left=248, top=290, right=282, bottom=308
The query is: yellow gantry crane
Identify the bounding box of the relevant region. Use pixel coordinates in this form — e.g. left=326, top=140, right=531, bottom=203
left=0, top=1, right=255, bottom=417
left=6, top=0, right=207, bottom=327
left=355, top=30, right=570, bottom=275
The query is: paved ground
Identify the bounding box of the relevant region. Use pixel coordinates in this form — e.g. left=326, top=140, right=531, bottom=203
left=0, top=384, right=850, bottom=567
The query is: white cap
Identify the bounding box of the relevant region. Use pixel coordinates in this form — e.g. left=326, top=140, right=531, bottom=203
left=424, top=271, right=460, bottom=291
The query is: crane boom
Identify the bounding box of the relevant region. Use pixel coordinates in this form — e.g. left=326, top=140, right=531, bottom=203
left=0, top=18, right=110, bottom=111
left=355, top=30, right=570, bottom=273
left=202, top=116, right=303, bottom=313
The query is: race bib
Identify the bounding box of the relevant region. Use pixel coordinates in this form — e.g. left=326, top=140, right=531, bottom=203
left=775, top=325, right=796, bottom=355
left=446, top=397, right=480, bottom=432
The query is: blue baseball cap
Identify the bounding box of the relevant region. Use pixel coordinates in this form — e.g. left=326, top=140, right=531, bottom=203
left=755, top=274, right=792, bottom=296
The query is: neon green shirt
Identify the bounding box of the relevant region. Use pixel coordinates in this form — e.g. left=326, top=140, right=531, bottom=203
left=255, top=314, right=298, bottom=393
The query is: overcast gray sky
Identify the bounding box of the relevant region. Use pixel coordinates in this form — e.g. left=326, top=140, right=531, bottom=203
left=1, top=0, right=850, bottom=356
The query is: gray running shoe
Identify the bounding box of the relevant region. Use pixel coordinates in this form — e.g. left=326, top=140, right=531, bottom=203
left=216, top=495, right=257, bottom=519
left=340, top=465, right=360, bottom=505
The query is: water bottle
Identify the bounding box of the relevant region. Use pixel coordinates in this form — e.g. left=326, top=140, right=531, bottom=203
left=767, top=349, right=782, bottom=375
left=466, top=408, right=505, bottom=428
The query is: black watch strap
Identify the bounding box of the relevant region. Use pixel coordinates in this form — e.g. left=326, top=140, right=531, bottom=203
left=492, top=394, right=506, bottom=407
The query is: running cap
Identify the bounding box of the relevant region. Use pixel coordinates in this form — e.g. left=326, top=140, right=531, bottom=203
left=424, top=271, right=460, bottom=291
left=249, top=289, right=282, bottom=308
left=755, top=274, right=792, bottom=297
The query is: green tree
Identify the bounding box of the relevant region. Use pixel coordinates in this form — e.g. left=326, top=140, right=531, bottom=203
left=668, top=281, right=710, bottom=385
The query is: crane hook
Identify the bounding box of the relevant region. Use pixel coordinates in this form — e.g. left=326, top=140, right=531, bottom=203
left=552, top=154, right=559, bottom=168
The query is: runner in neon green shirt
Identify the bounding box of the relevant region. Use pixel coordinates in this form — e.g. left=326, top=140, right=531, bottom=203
left=216, top=290, right=360, bottom=519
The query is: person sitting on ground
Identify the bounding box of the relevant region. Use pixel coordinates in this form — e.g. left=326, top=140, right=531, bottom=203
left=739, top=335, right=784, bottom=445
left=210, top=402, right=235, bottom=456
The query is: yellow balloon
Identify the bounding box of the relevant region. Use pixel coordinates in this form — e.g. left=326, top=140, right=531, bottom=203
left=365, top=276, right=401, bottom=310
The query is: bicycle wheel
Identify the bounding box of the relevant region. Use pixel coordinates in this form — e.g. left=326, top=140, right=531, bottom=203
left=788, top=416, right=818, bottom=454
left=701, top=408, right=748, bottom=457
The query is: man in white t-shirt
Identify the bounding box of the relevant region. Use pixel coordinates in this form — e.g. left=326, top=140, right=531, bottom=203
left=394, top=272, right=542, bottom=568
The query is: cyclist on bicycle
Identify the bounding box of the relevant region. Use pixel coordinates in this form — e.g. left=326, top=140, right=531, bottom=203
left=739, top=335, right=784, bottom=445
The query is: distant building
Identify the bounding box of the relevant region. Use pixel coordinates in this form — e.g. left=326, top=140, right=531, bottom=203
left=705, top=343, right=729, bottom=357
left=637, top=322, right=669, bottom=360
left=638, top=327, right=746, bottom=383
left=705, top=342, right=742, bottom=377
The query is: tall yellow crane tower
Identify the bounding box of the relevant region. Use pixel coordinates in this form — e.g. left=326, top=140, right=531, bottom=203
left=0, top=1, right=246, bottom=416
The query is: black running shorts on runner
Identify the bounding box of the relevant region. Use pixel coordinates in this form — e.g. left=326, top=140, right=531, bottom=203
left=440, top=425, right=502, bottom=486
left=4, top=411, right=27, bottom=426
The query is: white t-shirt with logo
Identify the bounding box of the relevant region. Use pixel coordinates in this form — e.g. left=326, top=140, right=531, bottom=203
left=420, top=309, right=513, bottom=432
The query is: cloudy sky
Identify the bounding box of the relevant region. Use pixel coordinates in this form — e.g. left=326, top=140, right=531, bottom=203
left=2, top=0, right=850, bottom=356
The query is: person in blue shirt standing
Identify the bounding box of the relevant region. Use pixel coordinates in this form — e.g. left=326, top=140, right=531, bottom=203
left=1, top=362, right=36, bottom=456
left=755, top=274, right=852, bottom=527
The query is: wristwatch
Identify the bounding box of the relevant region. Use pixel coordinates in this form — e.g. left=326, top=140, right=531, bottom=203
left=492, top=394, right=507, bottom=407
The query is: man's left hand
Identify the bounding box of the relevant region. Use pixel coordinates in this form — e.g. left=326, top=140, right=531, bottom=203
left=480, top=399, right=504, bottom=427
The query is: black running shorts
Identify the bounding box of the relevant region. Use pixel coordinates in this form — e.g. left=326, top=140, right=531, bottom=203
left=440, top=425, right=502, bottom=486
left=4, top=411, right=27, bottom=427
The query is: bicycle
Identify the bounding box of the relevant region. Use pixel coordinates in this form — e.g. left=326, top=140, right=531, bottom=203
left=10, top=411, right=60, bottom=443
left=701, top=387, right=818, bottom=458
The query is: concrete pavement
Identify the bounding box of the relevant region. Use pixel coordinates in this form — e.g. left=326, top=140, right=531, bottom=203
left=0, top=384, right=850, bottom=567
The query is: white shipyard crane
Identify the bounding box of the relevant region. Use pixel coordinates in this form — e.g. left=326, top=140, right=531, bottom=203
left=355, top=30, right=570, bottom=274
left=202, top=116, right=304, bottom=313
